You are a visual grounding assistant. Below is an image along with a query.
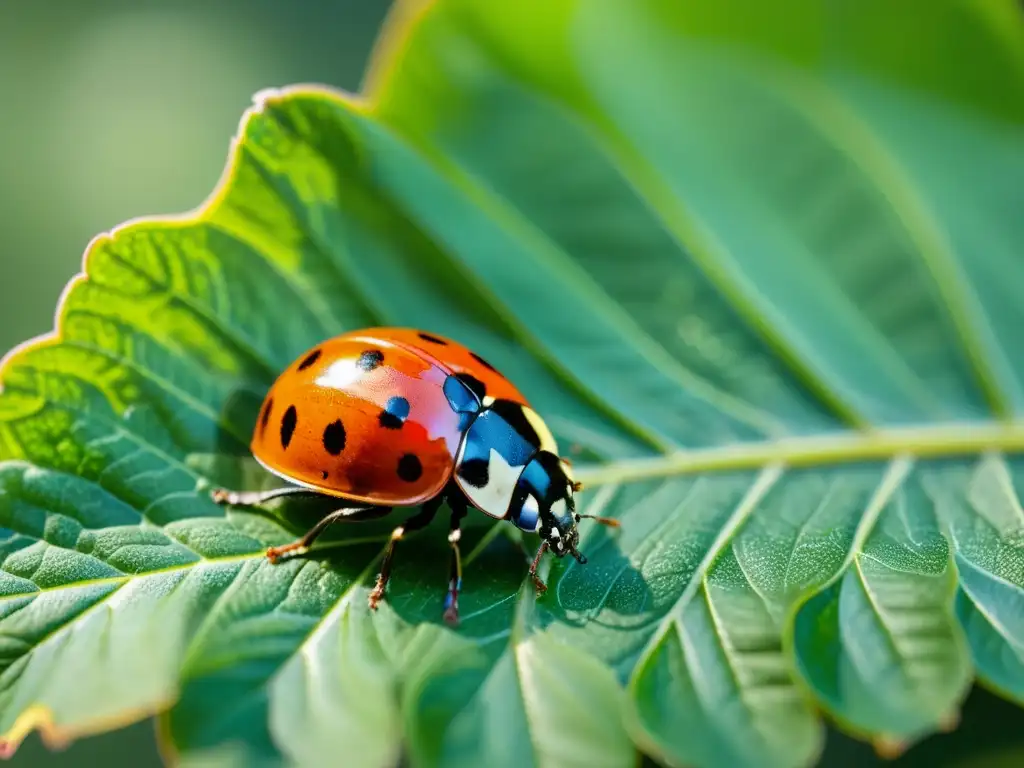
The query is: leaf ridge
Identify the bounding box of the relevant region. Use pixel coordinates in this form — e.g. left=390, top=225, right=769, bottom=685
left=583, top=121, right=872, bottom=432
left=1, top=540, right=126, bottom=585
left=584, top=117, right=955, bottom=423
left=170, top=545, right=391, bottom=757
left=780, top=481, right=844, bottom=597
left=101, top=243, right=282, bottom=382
left=848, top=458, right=915, bottom=558
left=2, top=367, right=208, bottom=489
left=974, top=453, right=1024, bottom=532
left=757, top=64, right=1015, bottom=418
left=265, top=89, right=672, bottom=454
left=729, top=535, right=779, bottom=617
left=0, top=447, right=205, bottom=562
left=59, top=336, right=251, bottom=450
left=956, top=563, right=1024, bottom=656
left=627, top=465, right=784, bottom=700
left=211, top=213, right=351, bottom=341
left=511, top=641, right=544, bottom=768
left=456, top=17, right=986, bottom=425
left=850, top=555, right=914, bottom=676
left=0, top=532, right=396, bottom=608
left=698, top=575, right=806, bottom=763
left=237, top=126, right=390, bottom=331
left=426, top=19, right=867, bottom=432
left=0, top=580, right=129, bottom=680
left=671, top=466, right=784, bottom=620
left=400, top=147, right=788, bottom=442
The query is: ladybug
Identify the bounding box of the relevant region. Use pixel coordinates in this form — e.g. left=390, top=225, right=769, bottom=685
left=211, top=328, right=618, bottom=625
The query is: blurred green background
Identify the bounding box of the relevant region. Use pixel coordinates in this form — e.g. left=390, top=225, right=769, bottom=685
left=0, top=0, right=390, bottom=764
left=1, top=1, right=1023, bottom=767
left=0, top=0, right=391, bottom=357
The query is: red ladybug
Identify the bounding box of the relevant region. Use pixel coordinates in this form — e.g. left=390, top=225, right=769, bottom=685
left=212, top=328, right=617, bottom=625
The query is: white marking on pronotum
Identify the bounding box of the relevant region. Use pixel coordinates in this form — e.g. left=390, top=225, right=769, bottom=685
left=520, top=493, right=541, bottom=531
left=456, top=447, right=525, bottom=519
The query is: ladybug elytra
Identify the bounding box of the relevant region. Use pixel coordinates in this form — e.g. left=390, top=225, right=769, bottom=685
left=212, top=328, right=618, bottom=625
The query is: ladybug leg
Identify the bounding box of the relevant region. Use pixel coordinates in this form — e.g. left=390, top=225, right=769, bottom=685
left=442, top=496, right=469, bottom=627
left=579, top=513, right=621, bottom=528
left=528, top=541, right=550, bottom=594
left=368, top=499, right=442, bottom=611
left=265, top=505, right=389, bottom=563
left=212, top=485, right=315, bottom=506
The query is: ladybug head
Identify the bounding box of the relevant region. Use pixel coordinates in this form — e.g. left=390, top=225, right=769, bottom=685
left=533, top=454, right=620, bottom=564
left=514, top=451, right=616, bottom=563
left=528, top=452, right=586, bottom=561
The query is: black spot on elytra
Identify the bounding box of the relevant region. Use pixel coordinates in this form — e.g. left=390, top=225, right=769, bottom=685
left=490, top=399, right=541, bottom=448
left=357, top=349, right=384, bottom=371
left=280, top=405, right=297, bottom=449
left=260, top=397, right=273, bottom=435
left=323, top=419, right=346, bottom=455
left=379, top=412, right=402, bottom=430
left=297, top=348, right=321, bottom=371
left=321, top=470, right=329, bottom=480
left=397, top=453, right=423, bottom=482
left=378, top=396, right=410, bottom=430
left=470, top=352, right=497, bottom=372
left=417, top=332, right=448, bottom=345
left=456, top=372, right=486, bottom=402
left=456, top=457, right=489, bottom=489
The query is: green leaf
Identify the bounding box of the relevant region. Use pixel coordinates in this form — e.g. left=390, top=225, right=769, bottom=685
left=2, top=0, right=1023, bottom=766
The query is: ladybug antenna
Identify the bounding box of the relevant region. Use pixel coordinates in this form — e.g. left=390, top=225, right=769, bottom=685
left=579, top=514, right=621, bottom=529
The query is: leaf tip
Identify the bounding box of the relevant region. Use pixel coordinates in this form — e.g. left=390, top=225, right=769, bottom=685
left=872, top=735, right=907, bottom=760
left=0, top=705, right=70, bottom=760
left=939, top=710, right=961, bottom=733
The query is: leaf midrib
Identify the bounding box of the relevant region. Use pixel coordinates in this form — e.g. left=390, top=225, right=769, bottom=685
left=575, top=421, right=1024, bottom=487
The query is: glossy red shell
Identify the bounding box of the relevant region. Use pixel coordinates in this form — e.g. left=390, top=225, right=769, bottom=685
left=250, top=328, right=527, bottom=506
left=373, top=328, right=527, bottom=407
